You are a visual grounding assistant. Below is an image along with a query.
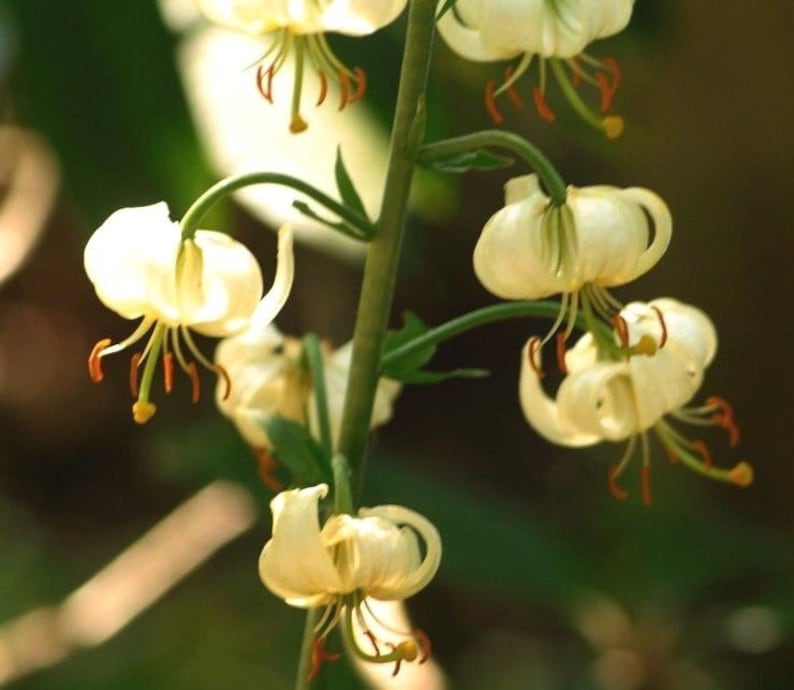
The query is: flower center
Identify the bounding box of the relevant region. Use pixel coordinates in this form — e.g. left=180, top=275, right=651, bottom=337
left=255, top=32, right=366, bottom=133
left=88, top=320, right=231, bottom=424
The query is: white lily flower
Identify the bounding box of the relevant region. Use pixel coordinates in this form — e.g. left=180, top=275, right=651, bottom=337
left=196, top=0, right=407, bottom=132
left=259, top=483, right=441, bottom=676
left=473, top=174, right=671, bottom=356
left=519, top=298, right=752, bottom=503
left=215, top=325, right=401, bottom=449
left=474, top=175, right=671, bottom=301
left=85, top=203, right=294, bottom=423
left=437, top=0, right=634, bottom=135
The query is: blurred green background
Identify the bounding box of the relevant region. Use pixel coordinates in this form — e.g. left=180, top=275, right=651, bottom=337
left=0, top=1, right=792, bottom=689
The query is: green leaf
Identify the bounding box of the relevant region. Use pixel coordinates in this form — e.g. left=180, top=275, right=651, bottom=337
left=292, top=200, right=365, bottom=241
left=262, top=416, right=332, bottom=484
left=382, top=311, right=436, bottom=373
left=421, top=149, right=515, bottom=174
left=393, top=367, right=489, bottom=384
left=334, top=146, right=369, bottom=221
left=436, top=0, right=459, bottom=20
left=382, top=312, right=488, bottom=384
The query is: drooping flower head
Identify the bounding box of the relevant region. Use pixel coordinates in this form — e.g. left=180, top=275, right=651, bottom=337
left=215, top=323, right=402, bottom=486
left=437, top=0, right=635, bottom=136
left=196, top=0, right=408, bottom=132
left=259, top=483, right=441, bottom=678
left=85, top=203, right=294, bottom=424
left=474, top=174, right=671, bottom=370
left=519, top=298, right=753, bottom=503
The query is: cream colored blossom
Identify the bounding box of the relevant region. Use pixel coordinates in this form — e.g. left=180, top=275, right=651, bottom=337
left=259, top=483, right=441, bottom=675
left=473, top=174, right=671, bottom=353
left=215, top=325, right=401, bottom=448
left=519, top=298, right=751, bottom=502
left=85, top=203, right=294, bottom=423
left=196, top=0, right=407, bottom=131
left=474, top=175, right=671, bottom=301
left=437, top=0, right=635, bottom=135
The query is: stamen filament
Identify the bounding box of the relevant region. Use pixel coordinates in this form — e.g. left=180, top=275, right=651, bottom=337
left=290, top=36, right=308, bottom=133
left=134, top=322, right=166, bottom=420
left=549, top=58, right=623, bottom=138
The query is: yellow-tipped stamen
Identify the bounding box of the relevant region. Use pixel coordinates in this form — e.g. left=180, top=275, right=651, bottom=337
left=132, top=400, right=157, bottom=424
left=729, top=462, right=754, bottom=487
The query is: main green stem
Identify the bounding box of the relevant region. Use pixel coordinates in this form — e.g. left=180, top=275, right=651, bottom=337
left=336, top=0, right=436, bottom=475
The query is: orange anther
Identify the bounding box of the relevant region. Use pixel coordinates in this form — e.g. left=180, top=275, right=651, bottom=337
left=391, top=657, right=403, bottom=677
left=338, top=69, right=351, bottom=110
left=363, top=629, right=380, bottom=656
left=316, top=71, right=328, bottom=106
left=308, top=638, right=340, bottom=680
left=691, top=439, right=713, bottom=468
left=612, top=315, right=629, bottom=349
left=163, top=352, right=174, bottom=394
left=413, top=628, right=432, bottom=664
left=256, top=64, right=274, bottom=103
left=527, top=337, right=545, bottom=379
left=186, top=362, right=201, bottom=403
left=129, top=352, right=142, bottom=398
left=214, top=363, right=232, bottom=402
left=254, top=449, right=284, bottom=491
left=607, top=465, right=629, bottom=501
left=555, top=332, right=568, bottom=374
left=532, top=87, right=555, bottom=123
left=484, top=80, right=505, bottom=124
left=602, top=57, right=622, bottom=95
left=640, top=465, right=652, bottom=506
left=349, top=67, right=367, bottom=104
left=88, top=338, right=111, bottom=382
left=596, top=71, right=615, bottom=112
left=503, top=67, right=523, bottom=108
left=651, top=305, right=668, bottom=348
left=706, top=396, right=740, bottom=446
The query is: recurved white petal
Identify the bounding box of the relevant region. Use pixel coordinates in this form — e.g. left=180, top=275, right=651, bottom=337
left=249, top=225, right=295, bottom=331
left=556, top=360, right=639, bottom=441
left=519, top=339, right=601, bottom=446
left=258, top=483, right=343, bottom=607
left=358, top=504, right=442, bottom=600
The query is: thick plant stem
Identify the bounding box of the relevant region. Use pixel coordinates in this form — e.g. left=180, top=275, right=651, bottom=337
left=336, top=0, right=436, bottom=475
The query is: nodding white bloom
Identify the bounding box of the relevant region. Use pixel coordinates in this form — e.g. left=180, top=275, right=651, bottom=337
left=437, top=0, right=634, bottom=136
left=519, top=298, right=752, bottom=503
left=259, top=483, right=441, bottom=677
left=85, top=203, right=294, bottom=424
left=215, top=325, right=401, bottom=449
left=474, top=174, right=671, bottom=355
left=196, top=0, right=408, bottom=132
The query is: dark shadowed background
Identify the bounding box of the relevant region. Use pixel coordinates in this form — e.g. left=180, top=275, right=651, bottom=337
left=0, top=2, right=792, bottom=689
